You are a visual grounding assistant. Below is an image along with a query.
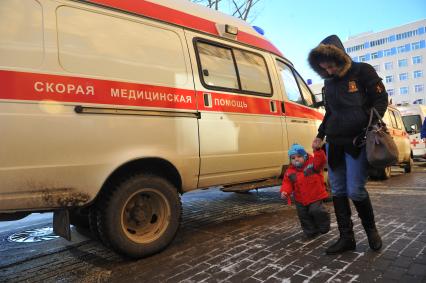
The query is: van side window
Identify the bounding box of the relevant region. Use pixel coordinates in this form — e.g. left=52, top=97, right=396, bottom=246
left=195, top=39, right=272, bottom=96
left=393, top=110, right=404, bottom=130
left=293, top=71, right=314, bottom=107
left=389, top=110, right=399, bottom=129
left=197, top=42, right=239, bottom=89
left=401, top=114, right=422, bottom=133
left=233, top=49, right=271, bottom=93
left=276, top=61, right=303, bottom=105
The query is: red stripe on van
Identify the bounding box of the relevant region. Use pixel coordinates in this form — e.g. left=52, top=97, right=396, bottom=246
left=197, top=91, right=281, bottom=116
left=285, top=101, right=324, bottom=120
left=197, top=91, right=324, bottom=120
left=86, top=0, right=283, bottom=57
left=0, top=70, right=324, bottom=120
left=0, top=70, right=197, bottom=110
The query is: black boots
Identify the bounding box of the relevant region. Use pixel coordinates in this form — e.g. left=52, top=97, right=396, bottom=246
left=353, top=195, right=382, bottom=251
left=326, top=196, right=356, bottom=255
left=326, top=195, right=382, bottom=255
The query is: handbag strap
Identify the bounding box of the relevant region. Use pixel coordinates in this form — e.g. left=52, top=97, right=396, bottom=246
left=367, top=107, right=385, bottom=128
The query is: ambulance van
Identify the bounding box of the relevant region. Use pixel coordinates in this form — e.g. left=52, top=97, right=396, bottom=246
left=397, top=104, right=426, bottom=159
left=0, top=0, right=324, bottom=258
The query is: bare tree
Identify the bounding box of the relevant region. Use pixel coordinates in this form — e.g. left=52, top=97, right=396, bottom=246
left=191, top=0, right=263, bottom=22
left=191, top=0, right=221, bottom=9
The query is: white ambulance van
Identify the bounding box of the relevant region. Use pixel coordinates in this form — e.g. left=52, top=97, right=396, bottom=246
left=0, top=0, right=324, bottom=258
left=397, top=104, right=426, bottom=159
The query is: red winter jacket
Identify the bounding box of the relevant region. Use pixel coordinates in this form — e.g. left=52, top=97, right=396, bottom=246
left=280, top=149, right=329, bottom=206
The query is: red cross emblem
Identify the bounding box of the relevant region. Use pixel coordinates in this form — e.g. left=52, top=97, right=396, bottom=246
left=411, top=139, right=420, bottom=146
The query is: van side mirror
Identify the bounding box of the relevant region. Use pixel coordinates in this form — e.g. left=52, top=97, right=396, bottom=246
left=313, top=93, right=324, bottom=108
left=313, top=101, right=324, bottom=108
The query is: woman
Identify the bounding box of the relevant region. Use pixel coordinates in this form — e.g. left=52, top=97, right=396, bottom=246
left=308, top=35, right=388, bottom=254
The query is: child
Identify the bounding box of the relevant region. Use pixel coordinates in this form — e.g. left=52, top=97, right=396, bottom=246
left=281, top=144, right=330, bottom=238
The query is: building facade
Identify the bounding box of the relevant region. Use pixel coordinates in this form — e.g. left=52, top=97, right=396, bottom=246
left=344, top=19, right=426, bottom=105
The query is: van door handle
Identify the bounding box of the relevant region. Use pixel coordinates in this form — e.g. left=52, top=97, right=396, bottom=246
left=270, top=101, right=277, bottom=113
left=203, top=93, right=212, bottom=108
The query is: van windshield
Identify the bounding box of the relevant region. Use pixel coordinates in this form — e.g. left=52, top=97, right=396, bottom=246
left=401, top=115, right=422, bottom=133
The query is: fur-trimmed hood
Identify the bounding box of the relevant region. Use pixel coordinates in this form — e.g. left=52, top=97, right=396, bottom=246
left=308, top=35, right=352, bottom=79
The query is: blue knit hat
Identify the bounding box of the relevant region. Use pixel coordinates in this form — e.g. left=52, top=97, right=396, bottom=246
left=288, top=143, right=308, bottom=160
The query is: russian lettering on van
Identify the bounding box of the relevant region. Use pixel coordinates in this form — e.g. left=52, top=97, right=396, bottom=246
left=214, top=98, right=247, bottom=109
left=111, top=88, right=192, bottom=104
left=34, top=82, right=95, bottom=96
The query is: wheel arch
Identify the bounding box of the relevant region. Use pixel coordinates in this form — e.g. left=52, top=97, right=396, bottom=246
left=99, top=158, right=183, bottom=199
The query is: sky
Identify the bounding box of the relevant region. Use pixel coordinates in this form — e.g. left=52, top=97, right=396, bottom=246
left=247, top=0, right=426, bottom=84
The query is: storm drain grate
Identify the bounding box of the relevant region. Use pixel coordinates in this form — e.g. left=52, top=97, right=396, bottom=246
left=7, top=227, right=60, bottom=243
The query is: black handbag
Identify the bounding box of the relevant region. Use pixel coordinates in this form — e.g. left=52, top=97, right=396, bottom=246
left=354, top=108, right=399, bottom=168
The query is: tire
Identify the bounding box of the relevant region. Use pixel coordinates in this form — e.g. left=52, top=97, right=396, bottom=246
left=404, top=158, right=413, bottom=173
left=369, top=166, right=391, bottom=180
left=70, top=207, right=101, bottom=240
left=97, top=174, right=181, bottom=258
left=88, top=208, right=101, bottom=240
left=69, top=209, right=89, bottom=228
left=368, top=167, right=379, bottom=180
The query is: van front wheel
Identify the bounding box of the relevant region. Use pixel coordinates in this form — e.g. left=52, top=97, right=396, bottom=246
left=97, top=174, right=181, bottom=258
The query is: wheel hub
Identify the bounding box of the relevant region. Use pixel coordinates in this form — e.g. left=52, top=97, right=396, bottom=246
left=122, top=189, right=169, bottom=243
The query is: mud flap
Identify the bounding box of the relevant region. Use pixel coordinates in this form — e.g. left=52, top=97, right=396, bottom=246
left=53, top=209, right=71, bottom=241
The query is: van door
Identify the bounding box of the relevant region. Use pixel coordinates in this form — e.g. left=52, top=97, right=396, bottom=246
left=185, top=32, right=285, bottom=187
left=274, top=59, right=323, bottom=156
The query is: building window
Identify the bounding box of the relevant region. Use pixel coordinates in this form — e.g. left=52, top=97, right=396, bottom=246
left=369, top=37, right=388, bottom=47
left=413, top=55, right=422, bottom=64
left=415, top=84, right=424, bottom=93
left=398, top=59, right=408, bottom=67
left=387, top=89, right=394, bottom=96
left=414, top=70, right=423, bottom=78
left=399, top=73, right=408, bottom=81
left=412, top=41, right=421, bottom=50
left=397, top=46, right=406, bottom=53
left=371, top=52, right=379, bottom=59
left=373, top=65, right=380, bottom=71
left=359, top=55, right=367, bottom=62
left=384, top=49, right=392, bottom=56
left=384, top=62, right=393, bottom=70
left=385, top=75, right=393, bottom=83
left=400, top=87, right=409, bottom=95
left=396, top=29, right=418, bottom=40
left=346, top=44, right=365, bottom=53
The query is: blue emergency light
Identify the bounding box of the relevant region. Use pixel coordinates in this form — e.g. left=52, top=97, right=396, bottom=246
left=252, top=26, right=265, bottom=35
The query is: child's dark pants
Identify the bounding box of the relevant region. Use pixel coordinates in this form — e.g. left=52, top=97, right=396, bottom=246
left=295, top=200, right=330, bottom=237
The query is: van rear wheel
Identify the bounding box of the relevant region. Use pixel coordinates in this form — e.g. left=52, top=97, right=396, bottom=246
left=97, top=174, right=181, bottom=258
